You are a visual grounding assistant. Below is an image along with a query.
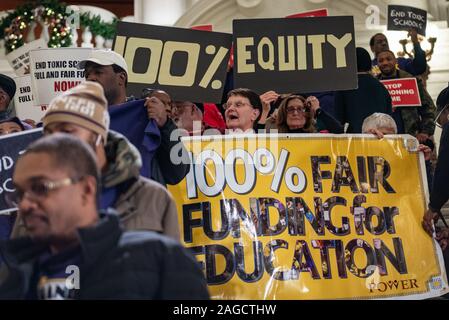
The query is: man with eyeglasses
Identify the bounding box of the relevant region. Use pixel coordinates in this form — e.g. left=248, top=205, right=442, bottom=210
left=172, top=100, right=205, bottom=136
left=423, top=85, right=449, bottom=249
left=11, top=81, right=180, bottom=241
left=224, top=88, right=263, bottom=133
left=0, top=134, right=209, bottom=299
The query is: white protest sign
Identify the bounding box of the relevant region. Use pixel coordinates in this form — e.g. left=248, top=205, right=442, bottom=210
left=30, top=48, right=92, bottom=110
left=6, top=39, right=47, bottom=76
left=13, top=75, right=45, bottom=122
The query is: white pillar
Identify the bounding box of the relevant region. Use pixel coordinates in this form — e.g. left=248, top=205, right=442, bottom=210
left=135, top=0, right=187, bottom=26
left=387, top=0, right=428, bottom=11
left=134, top=0, right=144, bottom=23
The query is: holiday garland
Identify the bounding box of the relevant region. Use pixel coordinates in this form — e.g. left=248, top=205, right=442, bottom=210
left=0, top=0, right=117, bottom=53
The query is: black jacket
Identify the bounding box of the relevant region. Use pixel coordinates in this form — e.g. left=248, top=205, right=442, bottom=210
left=430, top=122, right=449, bottom=212
left=152, top=119, right=190, bottom=186
left=334, top=73, right=392, bottom=133
left=0, top=212, right=209, bottom=299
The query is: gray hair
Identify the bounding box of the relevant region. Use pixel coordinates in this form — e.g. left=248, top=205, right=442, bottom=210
left=362, top=113, right=397, bottom=134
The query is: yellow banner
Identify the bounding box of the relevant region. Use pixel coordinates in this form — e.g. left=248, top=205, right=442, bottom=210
left=168, top=134, right=448, bottom=299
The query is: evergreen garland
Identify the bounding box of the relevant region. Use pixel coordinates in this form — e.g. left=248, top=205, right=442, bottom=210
left=0, top=0, right=117, bottom=53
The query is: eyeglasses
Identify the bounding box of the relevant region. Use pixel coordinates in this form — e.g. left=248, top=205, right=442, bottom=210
left=6, top=177, right=82, bottom=207
left=224, top=101, right=253, bottom=110
left=286, top=107, right=308, bottom=114
left=435, top=105, right=449, bottom=128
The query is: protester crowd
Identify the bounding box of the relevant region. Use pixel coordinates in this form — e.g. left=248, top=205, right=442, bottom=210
left=0, top=27, right=448, bottom=300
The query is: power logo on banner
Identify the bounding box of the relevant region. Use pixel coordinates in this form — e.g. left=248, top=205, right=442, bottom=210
left=168, top=135, right=448, bottom=300
left=387, top=5, right=427, bottom=36
left=380, top=78, right=422, bottom=107
left=113, top=21, right=232, bottom=103
left=233, top=16, right=357, bottom=94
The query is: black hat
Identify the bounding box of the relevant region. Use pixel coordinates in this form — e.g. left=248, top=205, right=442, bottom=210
left=436, top=84, right=449, bottom=112
left=356, top=47, right=372, bottom=72
left=0, top=116, right=25, bottom=131
left=0, top=74, right=16, bottom=99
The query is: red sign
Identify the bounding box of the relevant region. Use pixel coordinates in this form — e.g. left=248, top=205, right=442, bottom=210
left=190, top=24, right=213, bottom=31
left=380, top=78, right=422, bottom=107
left=285, top=8, right=329, bottom=18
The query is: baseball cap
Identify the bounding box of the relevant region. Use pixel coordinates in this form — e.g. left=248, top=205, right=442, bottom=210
left=77, top=49, right=128, bottom=74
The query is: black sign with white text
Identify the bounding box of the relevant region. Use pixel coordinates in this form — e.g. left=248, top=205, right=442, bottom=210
left=0, top=129, right=42, bottom=213
left=387, top=5, right=427, bottom=36
left=232, top=16, right=357, bottom=94
left=113, top=21, right=232, bottom=103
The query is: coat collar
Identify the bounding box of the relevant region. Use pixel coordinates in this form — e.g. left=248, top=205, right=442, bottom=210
left=0, top=211, right=123, bottom=268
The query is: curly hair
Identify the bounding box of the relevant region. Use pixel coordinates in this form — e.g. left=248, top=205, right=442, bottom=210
left=276, top=94, right=315, bottom=133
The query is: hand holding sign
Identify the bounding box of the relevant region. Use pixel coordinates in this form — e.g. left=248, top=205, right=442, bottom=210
left=436, top=229, right=449, bottom=250
left=145, top=96, right=168, bottom=128
left=408, top=28, right=419, bottom=45
left=260, top=91, right=280, bottom=108
left=305, top=96, right=320, bottom=115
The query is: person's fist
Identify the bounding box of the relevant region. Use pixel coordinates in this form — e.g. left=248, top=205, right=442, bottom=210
left=408, top=28, right=419, bottom=45
left=306, top=96, right=320, bottom=115
left=260, top=91, right=279, bottom=112
left=422, top=208, right=438, bottom=236
left=436, top=228, right=449, bottom=250
left=418, top=144, right=432, bottom=161
left=145, top=96, right=168, bottom=128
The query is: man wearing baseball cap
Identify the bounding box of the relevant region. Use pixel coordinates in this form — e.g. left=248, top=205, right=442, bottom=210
left=77, top=49, right=189, bottom=187
left=0, top=74, right=16, bottom=120
left=77, top=50, right=128, bottom=106
left=11, top=81, right=180, bottom=240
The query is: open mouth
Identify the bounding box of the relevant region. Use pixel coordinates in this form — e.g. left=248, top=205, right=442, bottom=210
left=228, top=114, right=239, bottom=120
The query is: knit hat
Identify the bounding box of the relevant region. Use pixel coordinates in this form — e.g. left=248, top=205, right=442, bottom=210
left=356, top=47, right=372, bottom=72
left=43, top=81, right=110, bottom=143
